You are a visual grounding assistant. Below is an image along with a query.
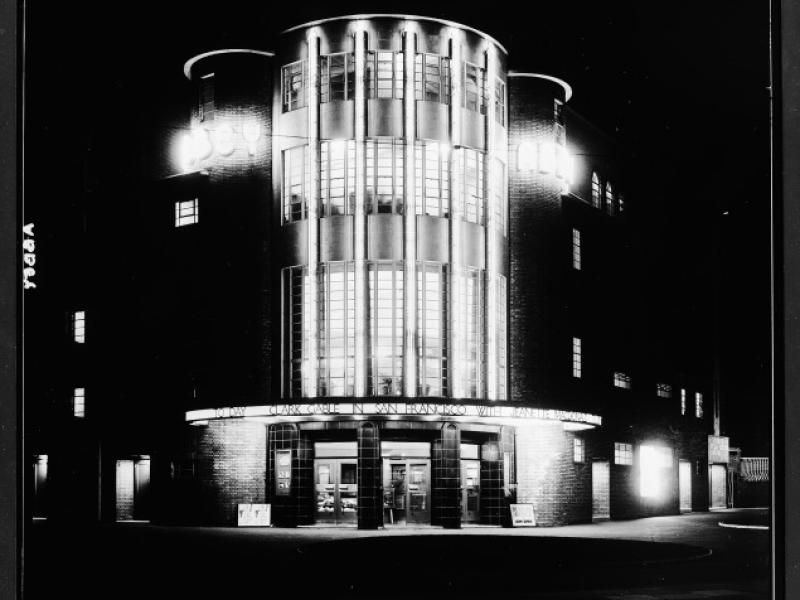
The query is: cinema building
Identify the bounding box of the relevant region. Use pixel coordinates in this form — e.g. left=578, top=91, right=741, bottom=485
left=27, top=15, right=729, bottom=528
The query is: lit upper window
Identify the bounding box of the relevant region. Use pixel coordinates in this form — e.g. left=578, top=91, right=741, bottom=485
left=657, top=383, right=672, bottom=398
left=591, top=172, right=601, bottom=208
left=618, top=194, right=625, bottom=215
left=366, top=138, right=404, bottom=214
left=492, top=158, right=507, bottom=234
left=681, top=388, right=687, bottom=415
left=572, top=336, right=582, bottom=378
left=572, top=228, right=581, bottom=270
left=613, top=371, right=631, bottom=389
left=175, top=199, right=198, bottom=227
left=605, top=182, right=615, bottom=215
left=282, top=60, right=307, bottom=112
left=368, top=262, right=404, bottom=396
left=366, top=51, right=404, bottom=99
left=614, top=442, right=633, bottom=465
left=495, top=79, right=506, bottom=126
left=72, top=310, right=85, bottom=344
left=414, top=54, right=451, bottom=104
left=554, top=99, right=564, bottom=125
left=283, top=146, right=307, bottom=223
left=417, top=262, right=448, bottom=397
left=73, top=387, right=85, bottom=418
left=414, top=141, right=450, bottom=218
left=320, top=53, right=355, bottom=103
left=320, top=140, right=356, bottom=216
left=460, top=148, right=485, bottom=225
left=463, top=62, right=486, bottom=114
left=573, top=438, right=585, bottom=463
left=695, top=392, right=704, bottom=418
left=198, top=73, right=215, bottom=122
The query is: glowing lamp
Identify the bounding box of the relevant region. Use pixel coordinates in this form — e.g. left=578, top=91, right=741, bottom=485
left=640, top=444, right=674, bottom=499
left=177, top=133, right=196, bottom=172
left=539, top=142, right=556, bottom=173
left=212, top=123, right=234, bottom=156
left=517, top=142, right=537, bottom=171
left=191, top=127, right=213, bottom=161
left=242, top=121, right=261, bottom=155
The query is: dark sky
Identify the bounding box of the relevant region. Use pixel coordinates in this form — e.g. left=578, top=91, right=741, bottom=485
left=24, top=1, right=772, bottom=453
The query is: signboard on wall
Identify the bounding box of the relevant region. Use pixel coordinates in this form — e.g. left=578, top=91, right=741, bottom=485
left=237, top=503, right=271, bottom=527
left=510, top=503, right=536, bottom=527
left=708, top=435, right=730, bottom=464
left=275, top=450, right=292, bottom=496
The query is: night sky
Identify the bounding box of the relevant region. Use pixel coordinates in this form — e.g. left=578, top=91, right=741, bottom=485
left=24, top=1, right=772, bottom=453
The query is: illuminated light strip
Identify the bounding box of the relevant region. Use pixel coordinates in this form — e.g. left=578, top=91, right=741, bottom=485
left=507, top=72, right=573, bottom=102
left=449, top=32, right=464, bottom=399
left=403, top=28, right=418, bottom=397
left=185, top=403, right=602, bottom=427
left=305, top=31, right=320, bottom=398
left=354, top=28, right=368, bottom=397
left=485, top=47, right=499, bottom=401
left=281, top=14, right=508, bottom=55
left=183, top=49, right=275, bottom=80
left=718, top=522, right=769, bottom=531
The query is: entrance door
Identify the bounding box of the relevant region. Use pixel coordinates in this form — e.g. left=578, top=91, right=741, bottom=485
left=591, top=460, right=610, bottom=520
left=710, top=464, right=727, bottom=509
left=461, top=459, right=481, bottom=523
left=383, top=460, right=430, bottom=525
left=315, top=459, right=358, bottom=524
left=679, top=460, right=692, bottom=512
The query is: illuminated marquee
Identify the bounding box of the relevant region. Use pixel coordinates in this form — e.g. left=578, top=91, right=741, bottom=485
left=185, top=402, right=602, bottom=427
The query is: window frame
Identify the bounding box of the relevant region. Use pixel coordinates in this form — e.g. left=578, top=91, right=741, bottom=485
left=199, top=72, right=215, bottom=122
left=572, top=228, right=581, bottom=270
left=572, top=336, right=582, bottom=378
left=73, top=387, right=85, bottom=418
left=320, top=52, right=356, bottom=103
left=613, top=371, right=632, bottom=389
left=695, top=392, right=704, bottom=418
left=463, top=61, right=486, bottom=114
left=614, top=442, right=633, bottom=466
left=366, top=51, right=404, bottom=100
left=573, top=438, right=585, bottom=463
left=175, top=198, right=199, bottom=227
left=414, top=53, right=451, bottom=105
left=656, top=382, right=673, bottom=399
left=283, top=145, right=308, bottom=223
left=72, top=310, right=85, bottom=344
left=495, top=78, right=506, bottom=125
left=591, top=172, right=601, bottom=208
left=282, top=60, right=307, bottom=112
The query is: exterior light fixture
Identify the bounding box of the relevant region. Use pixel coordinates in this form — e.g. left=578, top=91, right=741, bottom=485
left=191, top=126, right=213, bottom=162
left=640, top=444, right=673, bottom=498
left=539, top=142, right=556, bottom=173
left=212, top=123, right=235, bottom=156
left=517, top=142, right=537, bottom=171
left=242, top=121, right=261, bottom=155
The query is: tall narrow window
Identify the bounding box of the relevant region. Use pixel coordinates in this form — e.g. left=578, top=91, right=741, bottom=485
left=554, top=99, right=565, bottom=146
left=282, top=60, right=307, bottom=112
left=199, top=73, right=215, bottom=121
left=572, top=228, right=581, bottom=270
left=72, top=310, right=85, bottom=344
left=414, top=54, right=451, bottom=104
left=320, top=53, right=355, bottom=103
left=695, top=392, right=704, bottom=418
left=657, top=383, right=672, bottom=398
left=459, top=268, right=484, bottom=398
left=283, top=146, right=307, bottom=223
left=613, top=371, right=631, bottom=389
left=368, top=262, right=404, bottom=396
left=318, top=262, right=356, bottom=396
left=618, top=194, right=625, bottom=215
left=573, top=438, right=585, bottom=463
left=681, top=388, right=687, bottom=415
left=463, top=63, right=486, bottom=114
left=605, top=182, right=615, bottom=215
left=320, top=140, right=356, bottom=216
left=572, top=337, right=582, bottom=378
left=495, top=78, right=506, bottom=125
left=493, top=159, right=506, bottom=234
left=367, top=51, right=404, bottom=99
left=415, top=141, right=450, bottom=217
left=591, top=172, right=601, bottom=208
left=497, top=274, right=508, bottom=400
left=284, top=266, right=309, bottom=398
left=417, top=262, right=448, bottom=397
left=366, top=138, right=404, bottom=214
left=175, top=199, right=198, bottom=227
left=460, top=148, right=485, bottom=225
left=73, top=387, right=85, bottom=418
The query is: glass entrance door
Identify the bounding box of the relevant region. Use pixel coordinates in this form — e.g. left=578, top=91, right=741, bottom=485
left=315, top=459, right=358, bottom=524
left=461, top=459, right=481, bottom=523
left=383, top=460, right=430, bottom=525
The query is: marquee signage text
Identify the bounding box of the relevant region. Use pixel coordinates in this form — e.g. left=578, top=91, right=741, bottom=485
left=185, top=402, right=602, bottom=427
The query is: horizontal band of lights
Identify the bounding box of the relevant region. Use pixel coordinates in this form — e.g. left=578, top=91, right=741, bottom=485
left=186, top=402, right=602, bottom=427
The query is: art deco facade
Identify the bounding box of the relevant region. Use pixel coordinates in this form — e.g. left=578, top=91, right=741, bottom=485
left=27, top=15, right=729, bottom=529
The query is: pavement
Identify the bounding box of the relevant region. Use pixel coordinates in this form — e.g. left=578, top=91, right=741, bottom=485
left=23, top=508, right=771, bottom=599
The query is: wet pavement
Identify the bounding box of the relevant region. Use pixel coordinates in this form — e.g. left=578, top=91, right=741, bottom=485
left=24, top=508, right=771, bottom=599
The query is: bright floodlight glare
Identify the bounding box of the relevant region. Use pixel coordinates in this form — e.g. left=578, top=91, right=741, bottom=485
left=213, top=123, right=235, bottom=156
left=517, top=142, right=537, bottom=171
left=539, top=142, right=556, bottom=173
left=177, top=133, right=195, bottom=172
left=640, top=444, right=673, bottom=498
left=191, top=127, right=213, bottom=161
left=243, top=121, right=261, bottom=154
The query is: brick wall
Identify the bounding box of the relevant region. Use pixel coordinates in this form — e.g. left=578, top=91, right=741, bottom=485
left=514, top=421, right=591, bottom=526
left=193, top=420, right=267, bottom=525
